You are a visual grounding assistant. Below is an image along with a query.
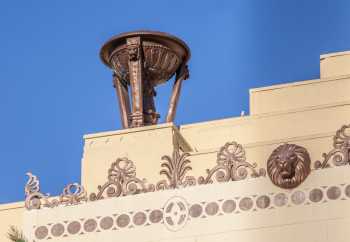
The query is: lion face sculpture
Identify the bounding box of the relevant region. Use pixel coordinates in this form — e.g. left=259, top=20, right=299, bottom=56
left=267, top=143, right=311, bottom=189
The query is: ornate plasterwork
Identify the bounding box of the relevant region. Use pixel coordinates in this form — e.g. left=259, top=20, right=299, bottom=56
left=25, top=173, right=87, bottom=210
left=25, top=140, right=266, bottom=210
left=32, top=182, right=350, bottom=240
left=198, top=142, right=266, bottom=184
left=24, top=124, right=350, bottom=210
left=315, top=124, right=350, bottom=169
left=156, top=150, right=196, bottom=190
left=89, top=158, right=155, bottom=201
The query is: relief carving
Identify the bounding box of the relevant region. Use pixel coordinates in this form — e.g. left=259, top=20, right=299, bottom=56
left=267, top=143, right=311, bottom=189
left=156, top=150, right=196, bottom=190
left=25, top=173, right=87, bottom=210
left=198, top=142, right=266, bottom=185
left=315, top=124, right=350, bottom=169
left=89, top=158, right=155, bottom=201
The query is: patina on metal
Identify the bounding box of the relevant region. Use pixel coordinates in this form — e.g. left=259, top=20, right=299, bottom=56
left=100, top=31, right=191, bottom=128
left=267, top=143, right=311, bottom=189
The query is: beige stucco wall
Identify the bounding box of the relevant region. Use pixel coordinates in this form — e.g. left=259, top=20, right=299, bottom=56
left=321, top=50, right=350, bottom=78
left=0, top=202, right=25, bottom=240
left=81, top=123, right=192, bottom=193
left=23, top=166, right=350, bottom=242
left=1, top=50, right=350, bottom=242
left=249, top=75, right=350, bottom=115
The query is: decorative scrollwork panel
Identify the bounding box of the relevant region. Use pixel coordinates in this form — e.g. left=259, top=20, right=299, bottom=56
left=315, top=124, right=350, bottom=169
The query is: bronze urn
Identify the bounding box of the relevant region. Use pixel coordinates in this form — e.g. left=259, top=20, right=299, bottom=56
left=100, top=31, right=191, bottom=128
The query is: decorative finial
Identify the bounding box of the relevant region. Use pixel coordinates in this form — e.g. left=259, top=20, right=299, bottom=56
left=100, top=31, right=191, bottom=128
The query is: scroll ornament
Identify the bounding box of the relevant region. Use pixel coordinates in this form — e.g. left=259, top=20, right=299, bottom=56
left=315, top=124, right=350, bottom=169
left=25, top=173, right=87, bottom=210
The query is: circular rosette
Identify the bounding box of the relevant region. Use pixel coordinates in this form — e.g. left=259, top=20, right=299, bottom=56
left=217, top=142, right=246, bottom=166
left=108, top=158, right=136, bottom=183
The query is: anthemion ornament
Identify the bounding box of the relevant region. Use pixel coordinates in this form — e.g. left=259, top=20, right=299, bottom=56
left=315, top=124, right=350, bottom=169
left=89, top=158, right=155, bottom=201
left=197, top=141, right=266, bottom=184
left=267, top=143, right=311, bottom=189
left=26, top=141, right=267, bottom=207
left=156, top=150, right=196, bottom=189
left=100, top=31, right=191, bottom=128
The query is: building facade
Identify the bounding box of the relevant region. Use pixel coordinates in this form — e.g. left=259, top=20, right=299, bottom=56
left=1, top=44, right=350, bottom=242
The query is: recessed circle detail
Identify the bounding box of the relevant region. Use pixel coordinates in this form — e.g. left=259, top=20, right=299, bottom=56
left=345, top=185, right=350, bottom=198
left=205, top=202, right=219, bottom=216
left=100, top=216, right=114, bottom=230
left=67, top=221, right=81, bottom=235
left=291, top=191, right=306, bottom=205
left=222, top=200, right=236, bottom=213
left=51, top=223, right=64, bottom=237
left=35, top=226, right=48, bottom=240
left=83, top=219, right=97, bottom=232
left=309, top=188, right=323, bottom=203
left=133, top=212, right=147, bottom=226
left=274, top=193, right=288, bottom=207
left=163, top=196, right=189, bottom=231
left=189, top=204, right=203, bottom=218
left=256, top=195, right=270, bottom=209
left=239, top=197, right=253, bottom=211
left=117, top=214, right=130, bottom=228
left=327, top=186, right=341, bottom=200
left=149, top=210, right=163, bottom=223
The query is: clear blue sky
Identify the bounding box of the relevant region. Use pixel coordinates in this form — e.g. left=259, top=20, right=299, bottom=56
left=1, top=0, right=350, bottom=203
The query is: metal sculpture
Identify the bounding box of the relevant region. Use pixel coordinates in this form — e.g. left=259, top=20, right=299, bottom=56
left=100, top=31, right=191, bottom=128
left=267, top=143, right=311, bottom=189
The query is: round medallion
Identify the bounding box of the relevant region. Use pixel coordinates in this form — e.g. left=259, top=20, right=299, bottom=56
left=35, top=226, right=48, bottom=240
left=189, top=204, right=203, bottom=218
left=51, top=223, right=64, bottom=237
left=327, top=186, right=341, bottom=200
left=291, top=191, right=306, bottom=205
left=345, top=185, right=350, bottom=198
left=256, top=195, right=270, bottom=209
left=116, top=214, right=130, bottom=228
left=67, top=221, right=81, bottom=235
left=309, top=188, right=323, bottom=203
left=133, top=212, right=147, bottom=226
left=100, top=216, right=114, bottom=230
left=163, top=196, right=189, bottom=231
left=205, top=202, right=219, bottom=216
left=239, top=197, right=253, bottom=211
left=83, top=219, right=97, bottom=232
left=149, top=209, right=163, bottom=223
left=274, top=193, right=288, bottom=207
left=222, top=200, right=236, bottom=213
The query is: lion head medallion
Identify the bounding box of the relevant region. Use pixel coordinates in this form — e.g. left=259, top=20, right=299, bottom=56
left=267, top=143, right=311, bottom=189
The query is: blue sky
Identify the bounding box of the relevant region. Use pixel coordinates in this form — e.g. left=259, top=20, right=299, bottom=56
left=1, top=0, right=350, bottom=203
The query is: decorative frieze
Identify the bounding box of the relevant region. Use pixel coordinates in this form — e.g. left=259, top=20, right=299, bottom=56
left=198, top=141, right=266, bottom=184
left=32, top=182, right=350, bottom=240
left=89, top=158, right=155, bottom=201
left=25, top=173, right=87, bottom=210
left=25, top=124, right=350, bottom=210
left=315, top=124, right=350, bottom=169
